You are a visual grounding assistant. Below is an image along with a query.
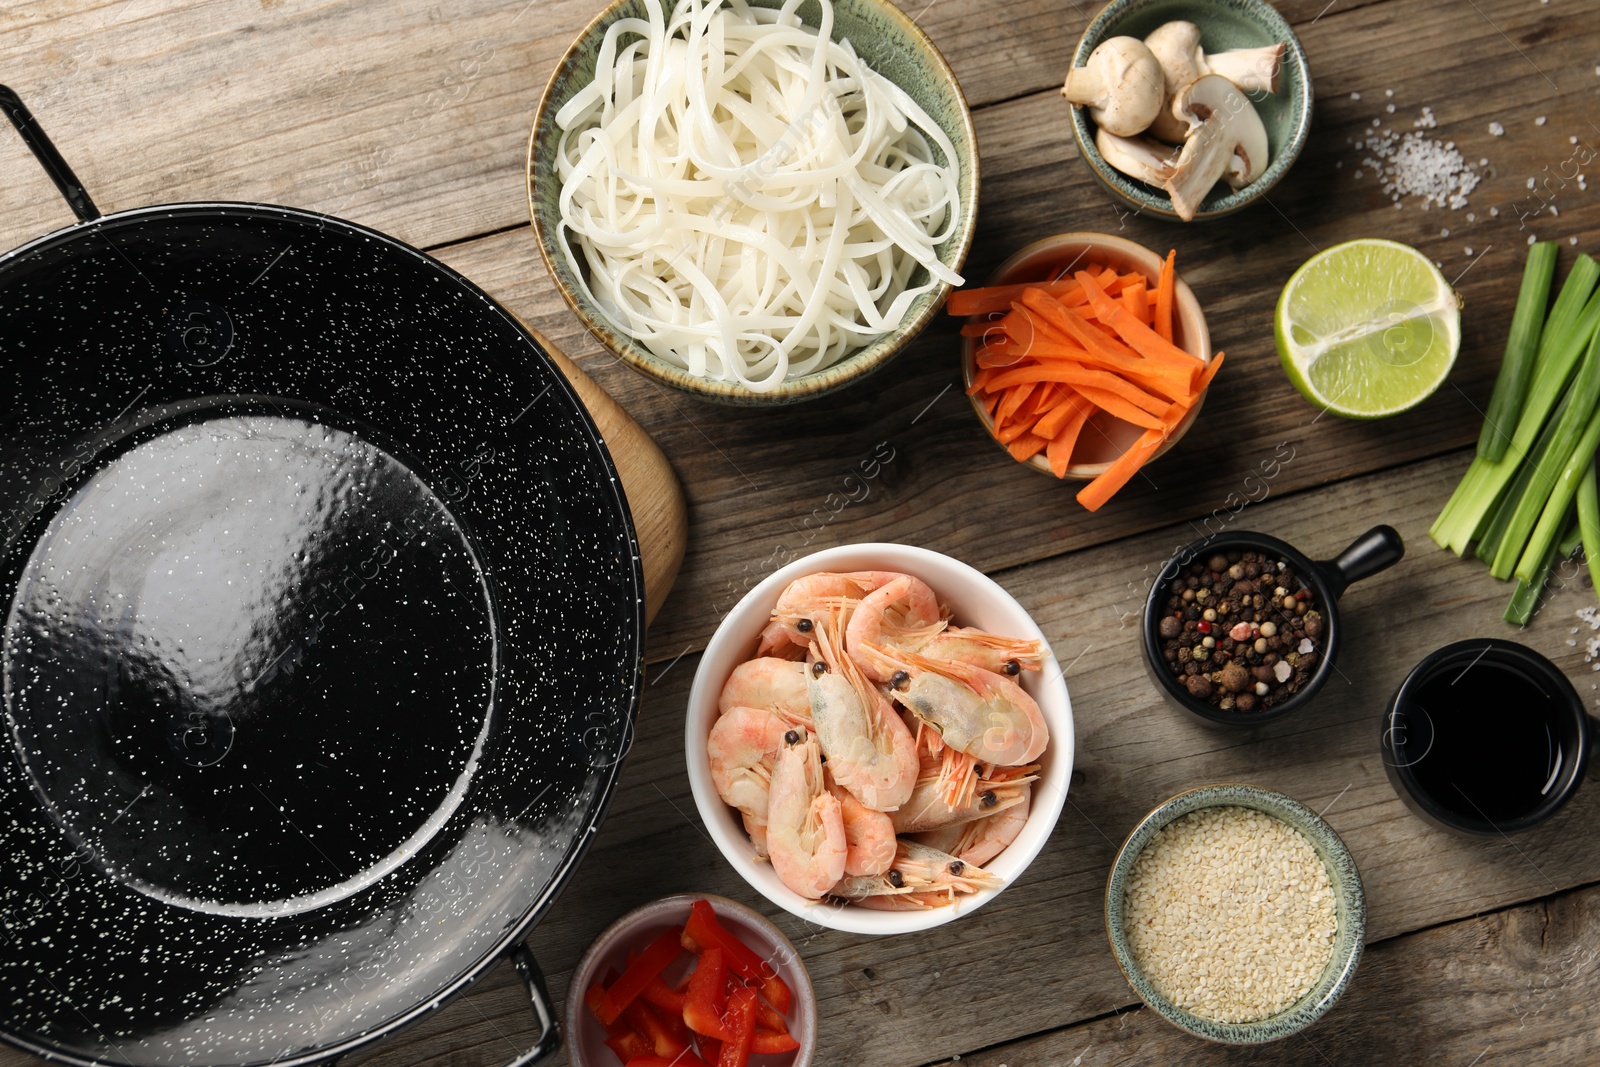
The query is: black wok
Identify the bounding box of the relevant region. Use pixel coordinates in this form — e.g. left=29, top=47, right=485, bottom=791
left=0, top=85, right=644, bottom=1067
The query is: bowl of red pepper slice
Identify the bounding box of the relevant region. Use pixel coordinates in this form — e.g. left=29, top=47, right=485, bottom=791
left=567, top=894, right=817, bottom=1067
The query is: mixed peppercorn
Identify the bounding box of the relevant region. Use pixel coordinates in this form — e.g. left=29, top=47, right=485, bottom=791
left=1156, top=550, right=1325, bottom=713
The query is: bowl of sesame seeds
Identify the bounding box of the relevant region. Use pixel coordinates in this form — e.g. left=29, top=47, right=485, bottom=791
left=1105, top=784, right=1365, bottom=1043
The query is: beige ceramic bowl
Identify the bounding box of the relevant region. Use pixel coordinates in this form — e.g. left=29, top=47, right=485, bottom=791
left=566, top=893, right=817, bottom=1067
left=528, top=0, right=980, bottom=406
left=959, top=232, right=1212, bottom=479
left=685, top=542, right=1074, bottom=936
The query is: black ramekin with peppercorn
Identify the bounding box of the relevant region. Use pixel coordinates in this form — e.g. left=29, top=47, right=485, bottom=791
left=1140, top=526, right=1405, bottom=727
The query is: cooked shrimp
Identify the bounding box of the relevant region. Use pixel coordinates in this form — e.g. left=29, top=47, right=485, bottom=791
left=889, top=764, right=1036, bottom=834
left=844, top=573, right=944, bottom=682
left=770, top=571, right=902, bottom=646
left=827, top=771, right=896, bottom=877
left=708, top=705, right=795, bottom=826
left=767, top=733, right=848, bottom=899
left=863, top=643, right=1049, bottom=766
left=756, top=619, right=809, bottom=661
left=743, top=811, right=769, bottom=859
left=913, top=785, right=1032, bottom=867
left=917, top=625, right=1045, bottom=676
left=829, top=840, right=1003, bottom=900
left=807, top=617, right=918, bottom=812
left=719, top=657, right=811, bottom=725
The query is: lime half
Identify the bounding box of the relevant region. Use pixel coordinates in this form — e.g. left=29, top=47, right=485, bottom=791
left=1275, top=238, right=1461, bottom=418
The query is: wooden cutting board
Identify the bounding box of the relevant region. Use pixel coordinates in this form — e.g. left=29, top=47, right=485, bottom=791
left=528, top=326, right=687, bottom=626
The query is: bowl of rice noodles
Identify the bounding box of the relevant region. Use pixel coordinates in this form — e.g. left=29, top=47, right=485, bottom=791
left=528, top=0, right=979, bottom=405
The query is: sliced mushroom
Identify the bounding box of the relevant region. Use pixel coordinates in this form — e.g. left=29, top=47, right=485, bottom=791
left=1060, top=36, right=1165, bottom=138
left=1094, top=129, right=1181, bottom=187
left=1144, top=21, right=1286, bottom=143
left=1161, top=74, right=1270, bottom=221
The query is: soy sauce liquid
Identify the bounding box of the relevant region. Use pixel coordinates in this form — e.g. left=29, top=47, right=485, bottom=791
left=1400, top=660, right=1569, bottom=823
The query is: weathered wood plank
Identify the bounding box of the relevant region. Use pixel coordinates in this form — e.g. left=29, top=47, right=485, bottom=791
left=433, top=0, right=1600, bottom=662
left=0, top=0, right=1563, bottom=256
left=89, top=449, right=1591, bottom=1067
left=952, top=882, right=1600, bottom=1066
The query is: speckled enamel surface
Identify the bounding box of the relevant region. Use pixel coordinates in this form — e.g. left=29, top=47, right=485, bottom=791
left=1067, top=0, right=1314, bottom=221
left=0, top=204, right=645, bottom=1066
left=527, top=0, right=980, bottom=406
left=1104, top=784, right=1366, bottom=1044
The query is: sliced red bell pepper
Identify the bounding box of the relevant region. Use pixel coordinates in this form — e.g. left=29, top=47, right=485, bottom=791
left=624, top=1057, right=711, bottom=1067
left=641, top=975, right=686, bottom=1014
left=751, top=1028, right=802, bottom=1055
left=603, top=1030, right=651, bottom=1061
left=717, top=986, right=758, bottom=1067
left=622, top=999, right=689, bottom=1059
left=597, top=928, right=685, bottom=1026
left=696, top=1035, right=723, bottom=1064
left=751, top=997, right=787, bottom=1035
left=683, top=899, right=793, bottom=1014
left=682, top=946, right=731, bottom=1040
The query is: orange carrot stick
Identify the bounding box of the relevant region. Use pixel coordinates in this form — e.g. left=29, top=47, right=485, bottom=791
left=1045, top=402, right=1095, bottom=478
left=1007, top=431, right=1049, bottom=462
left=948, top=276, right=1086, bottom=317
left=1070, top=386, right=1166, bottom=428
left=1155, top=250, right=1176, bottom=344
left=1122, top=278, right=1149, bottom=324
left=995, top=381, right=1036, bottom=427
left=1017, top=292, right=1191, bottom=400
left=1075, top=270, right=1204, bottom=385
left=984, top=363, right=1171, bottom=416
left=1075, top=427, right=1168, bottom=511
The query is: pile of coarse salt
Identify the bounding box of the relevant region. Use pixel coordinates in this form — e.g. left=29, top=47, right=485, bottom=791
left=1355, top=106, right=1482, bottom=210
left=1574, top=605, right=1600, bottom=671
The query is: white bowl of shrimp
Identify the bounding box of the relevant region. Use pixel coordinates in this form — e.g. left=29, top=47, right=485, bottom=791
left=686, top=543, right=1073, bottom=935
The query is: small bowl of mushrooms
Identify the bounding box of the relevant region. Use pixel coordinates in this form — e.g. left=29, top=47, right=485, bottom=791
left=1062, top=0, right=1313, bottom=222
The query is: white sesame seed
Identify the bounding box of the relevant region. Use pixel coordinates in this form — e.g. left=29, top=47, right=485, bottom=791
left=1123, top=807, right=1337, bottom=1025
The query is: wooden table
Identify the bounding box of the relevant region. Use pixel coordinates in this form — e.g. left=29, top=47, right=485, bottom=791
left=4, top=0, right=1599, bottom=1063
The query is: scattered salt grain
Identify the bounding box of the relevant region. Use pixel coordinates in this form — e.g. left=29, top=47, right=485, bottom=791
left=1441, top=228, right=1450, bottom=237
left=1489, top=121, right=1506, bottom=136
left=1536, top=115, right=1548, bottom=126
left=1467, top=212, right=1476, bottom=221
left=1465, top=247, right=1474, bottom=256
left=1491, top=206, right=1500, bottom=217
left=1528, top=177, right=1538, bottom=189
left=1386, top=103, right=1396, bottom=113
left=1574, top=237, right=1581, bottom=246
left=1572, top=136, right=1580, bottom=145
left=1530, top=234, right=1539, bottom=245
left=1361, top=110, right=1483, bottom=210
left=1351, top=92, right=1361, bottom=100
left=1385, top=88, right=1395, bottom=97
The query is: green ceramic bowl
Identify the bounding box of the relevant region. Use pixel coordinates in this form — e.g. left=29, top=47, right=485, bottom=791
left=527, top=0, right=979, bottom=406
left=1066, top=0, right=1313, bottom=221
left=1105, top=784, right=1365, bottom=1043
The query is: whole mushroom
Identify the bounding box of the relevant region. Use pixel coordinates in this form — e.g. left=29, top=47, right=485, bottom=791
left=1060, top=36, right=1165, bottom=138
left=1144, top=21, right=1285, bottom=143
left=1161, top=74, right=1270, bottom=221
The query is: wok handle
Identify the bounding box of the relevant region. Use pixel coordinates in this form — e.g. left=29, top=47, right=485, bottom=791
left=0, top=84, right=101, bottom=222
left=500, top=942, right=562, bottom=1066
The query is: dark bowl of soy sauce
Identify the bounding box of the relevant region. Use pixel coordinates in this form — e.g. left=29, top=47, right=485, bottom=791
left=1381, top=638, right=1594, bottom=836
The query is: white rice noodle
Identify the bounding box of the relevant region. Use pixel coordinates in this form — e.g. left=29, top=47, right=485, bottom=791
left=555, top=0, right=963, bottom=391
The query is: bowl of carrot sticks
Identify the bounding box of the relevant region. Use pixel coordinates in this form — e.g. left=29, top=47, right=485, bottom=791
left=957, top=232, right=1221, bottom=510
